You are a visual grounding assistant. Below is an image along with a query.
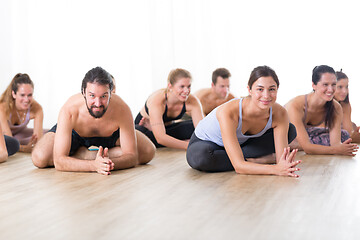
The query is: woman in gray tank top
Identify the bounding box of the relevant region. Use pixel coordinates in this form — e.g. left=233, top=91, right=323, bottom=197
left=187, top=66, right=301, bottom=177
left=0, top=73, right=46, bottom=153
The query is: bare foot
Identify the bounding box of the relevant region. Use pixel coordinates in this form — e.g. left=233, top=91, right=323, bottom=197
left=139, top=117, right=152, bottom=131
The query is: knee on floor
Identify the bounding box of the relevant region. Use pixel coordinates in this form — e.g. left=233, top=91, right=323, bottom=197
left=31, top=149, right=51, bottom=168
left=138, top=142, right=156, bottom=165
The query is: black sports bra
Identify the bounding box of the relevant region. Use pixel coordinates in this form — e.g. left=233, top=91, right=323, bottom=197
left=145, top=92, right=186, bottom=123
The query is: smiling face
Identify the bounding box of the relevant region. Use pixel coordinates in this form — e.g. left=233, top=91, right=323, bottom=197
left=168, top=77, right=192, bottom=102
left=334, top=78, right=349, bottom=102
left=212, top=77, right=230, bottom=99
left=312, top=72, right=337, bottom=102
left=84, top=82, right=111, bottom=118
left=248, top=76, right=278, bottom=109
left=12, top=84, right=34, bottom=111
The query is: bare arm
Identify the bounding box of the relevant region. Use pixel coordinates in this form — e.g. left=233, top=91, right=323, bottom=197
left=53, top=107, right=100, bottom=173
left=0, top=104, right=12, bottom=136
left=341, top=103, right=360, bottom=142
left=218, top=103, right=300, bottom=177
left=193, top=89, right=207, bottom=116
left=341, top=103, right=353, bottom=134
left=186, top=94, right=204, bottom=127
left=148, top=95, right=189, bottom=150
left=111, top=103, right=138, bottom=169
left=287, top=100, right=357, bottom=155
left=32, top=101, right=44, bottom=140
left=0, top=124, right=8, bottom=163
left=273, top=106, right=291, bottom=163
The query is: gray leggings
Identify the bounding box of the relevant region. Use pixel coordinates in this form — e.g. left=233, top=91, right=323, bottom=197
left=4, top=135, right=20, bottom=156
left=186, top=123, right=297, bottom=172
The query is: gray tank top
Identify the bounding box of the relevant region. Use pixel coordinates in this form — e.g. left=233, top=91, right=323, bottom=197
left=8, top=107, right=31, bottom=135
left=194, top=98, right=273, bottom=146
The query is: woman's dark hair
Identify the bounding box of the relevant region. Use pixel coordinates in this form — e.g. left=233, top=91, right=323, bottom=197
left=248, top=66, right=279, bottom=89
left=335, top=69, right=349, bottom=103
left=312, top=65, right=336, bottom=129
left=81, top=67, right=114, bottom=94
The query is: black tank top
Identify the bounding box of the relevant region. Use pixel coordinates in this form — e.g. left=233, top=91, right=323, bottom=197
left=144, top=92, right=187, bottom=123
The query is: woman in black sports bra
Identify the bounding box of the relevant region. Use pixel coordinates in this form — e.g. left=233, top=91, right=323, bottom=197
left=135, top=68, right=204, bottom=149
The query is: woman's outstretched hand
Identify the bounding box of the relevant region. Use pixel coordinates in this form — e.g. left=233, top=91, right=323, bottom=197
left=335, top=138, right=358, bottom=156
left=275, top=147, right=301, bottom=178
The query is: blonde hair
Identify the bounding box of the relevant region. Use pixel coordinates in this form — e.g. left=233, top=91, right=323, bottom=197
left=167, top=68, right=192, bottom=85
left=0, top=73, right=34, bottom=117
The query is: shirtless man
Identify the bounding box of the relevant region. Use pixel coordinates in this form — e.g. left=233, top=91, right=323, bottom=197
left=31, top=67, right=155, bottom=175
left=195, top=68, right=235, bottom=115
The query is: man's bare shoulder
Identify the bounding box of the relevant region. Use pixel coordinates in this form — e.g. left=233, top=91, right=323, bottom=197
left=61, top=93, right=84, bottom=112
left=194, top=88, right=212, bottom=99
left=109, top=94, right=130, bottom=110
left=226, top=93, right=236, bottom=101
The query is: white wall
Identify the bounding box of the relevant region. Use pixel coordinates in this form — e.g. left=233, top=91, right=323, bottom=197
left=1, top=0, right=359, bottom=128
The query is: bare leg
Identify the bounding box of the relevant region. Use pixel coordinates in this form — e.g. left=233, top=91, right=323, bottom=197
left=72, top=146, right=97, bottom=160
left=74, top=146, right=137, bottom=169
left=247, top=153, right=276, bottom=164
left=31, top=132, right=55, bottom=168
left=32, top=130, right=155, bottom=169
left=72, top=131, right=155, bottom=167
left=136, top=130, right=155, bottom=164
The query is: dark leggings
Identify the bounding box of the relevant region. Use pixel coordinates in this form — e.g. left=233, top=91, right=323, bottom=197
left=135, top=113, right=194, bottom=148
left=4, top=135, right=20, bottom=156
left=186, top=123, right=297, bottom=172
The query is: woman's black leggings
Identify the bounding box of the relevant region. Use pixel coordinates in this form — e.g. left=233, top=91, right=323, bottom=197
left=186, top=123, right=297, bottom=172
left=4, top=135, right=20, bottom=156
left=135, top=113, right=194, bottom=148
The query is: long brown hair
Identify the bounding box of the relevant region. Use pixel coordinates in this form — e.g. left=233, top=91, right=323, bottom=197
left=312, top=65, right=336, bottom=129
left=0, top=73, right=34, bottom=117
left=335, top=70, right=349, bottom=103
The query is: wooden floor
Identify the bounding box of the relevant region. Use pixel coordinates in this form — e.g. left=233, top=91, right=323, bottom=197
left=1, top=148, right=360, bottom=240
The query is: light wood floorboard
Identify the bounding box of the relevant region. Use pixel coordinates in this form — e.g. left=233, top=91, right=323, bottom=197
left=1, top=148, right=360, bottom=239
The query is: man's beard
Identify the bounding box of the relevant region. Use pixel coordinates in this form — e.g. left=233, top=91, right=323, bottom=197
left=87, top=105, right=108, bottom=118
